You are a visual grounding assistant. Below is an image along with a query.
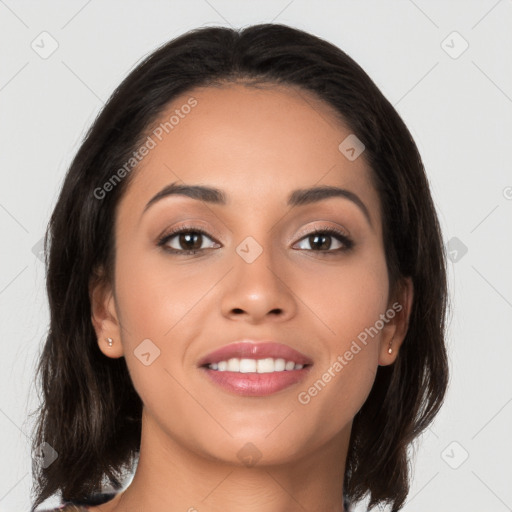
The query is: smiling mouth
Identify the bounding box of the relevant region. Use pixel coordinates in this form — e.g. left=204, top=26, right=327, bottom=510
left=199, top=358, right=313, bottom=397
left=201, top=357, right=313, bottom=373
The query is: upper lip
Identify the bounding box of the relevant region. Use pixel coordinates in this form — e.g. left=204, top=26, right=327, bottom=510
left=197, top=340, right=314, bottom=367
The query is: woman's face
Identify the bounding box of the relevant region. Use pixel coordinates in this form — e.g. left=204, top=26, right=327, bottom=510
left=93, top=83, right=410, bottom=467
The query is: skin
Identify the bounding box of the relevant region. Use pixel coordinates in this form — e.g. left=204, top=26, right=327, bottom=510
left=89, top=83, right=413, bottom=512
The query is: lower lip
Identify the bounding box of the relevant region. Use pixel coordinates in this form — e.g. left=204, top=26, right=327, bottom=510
left=200, top=366, right=312, bottom=396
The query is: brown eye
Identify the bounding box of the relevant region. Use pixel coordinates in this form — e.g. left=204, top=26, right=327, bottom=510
left=307, top=233, right=333, bottom=250
left=294, top=228, right=353, bottom=252
left=175, top=232, right=203, bottom=251
left=157, top=227, right=220, bottom=254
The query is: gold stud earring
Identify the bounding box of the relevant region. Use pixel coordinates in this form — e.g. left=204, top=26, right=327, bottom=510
left=107, top=337, right=113, bottom=347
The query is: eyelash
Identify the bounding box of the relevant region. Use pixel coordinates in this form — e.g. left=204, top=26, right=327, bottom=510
left=156, top=224, right=355, bottom=256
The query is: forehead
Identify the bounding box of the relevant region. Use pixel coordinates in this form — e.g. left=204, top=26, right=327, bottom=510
left=118, top=83, right=380, bottom=226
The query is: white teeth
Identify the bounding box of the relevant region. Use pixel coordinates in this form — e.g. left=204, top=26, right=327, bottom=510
left=257, top=357, right=274, bottom=373
left=227, top=358, right=240, bottom=371
left=207, top=357, right=306, bottom=372
left=239, top=358, right=256, bottom=373
left=274, top=358, right=286, bottom=371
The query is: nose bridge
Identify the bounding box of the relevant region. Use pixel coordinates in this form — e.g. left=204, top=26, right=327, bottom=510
left=221, top=232, right=296, bottom=321
left=234, top=233, right=282, bottom=292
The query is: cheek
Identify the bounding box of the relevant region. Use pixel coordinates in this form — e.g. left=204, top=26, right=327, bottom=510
left=297, top=249, right=389, bottom=348
left=114, top=241, right=211, bottom=337
left=112, top=244, right=220, bottom=395
left=293, top=249, right=389, bottom=415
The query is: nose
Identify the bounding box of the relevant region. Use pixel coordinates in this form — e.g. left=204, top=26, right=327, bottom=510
left=220, top=240, right=297, bottom=324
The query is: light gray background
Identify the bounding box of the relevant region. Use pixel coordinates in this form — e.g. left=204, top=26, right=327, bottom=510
left=1, top=1, right=511, bottom=511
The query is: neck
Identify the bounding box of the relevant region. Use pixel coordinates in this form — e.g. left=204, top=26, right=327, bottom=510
left=111, top=408, right=350, bottom=512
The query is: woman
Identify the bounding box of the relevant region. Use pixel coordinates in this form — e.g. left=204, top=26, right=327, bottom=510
left=30, top=23, right=449, bottom=512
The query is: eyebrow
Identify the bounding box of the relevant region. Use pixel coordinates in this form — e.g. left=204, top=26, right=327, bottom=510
left=142, top=182, right=372, bottom=227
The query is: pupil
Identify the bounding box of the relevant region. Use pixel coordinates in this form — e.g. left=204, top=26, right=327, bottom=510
left=310, top=234, right=330, bottom=250
left=180, top=232, right=202, bottom=250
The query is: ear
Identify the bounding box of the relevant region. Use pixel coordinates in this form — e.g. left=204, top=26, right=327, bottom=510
left=378, top=277, right=413, bottom=366
left=89, top=266, right=125, bottom=359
